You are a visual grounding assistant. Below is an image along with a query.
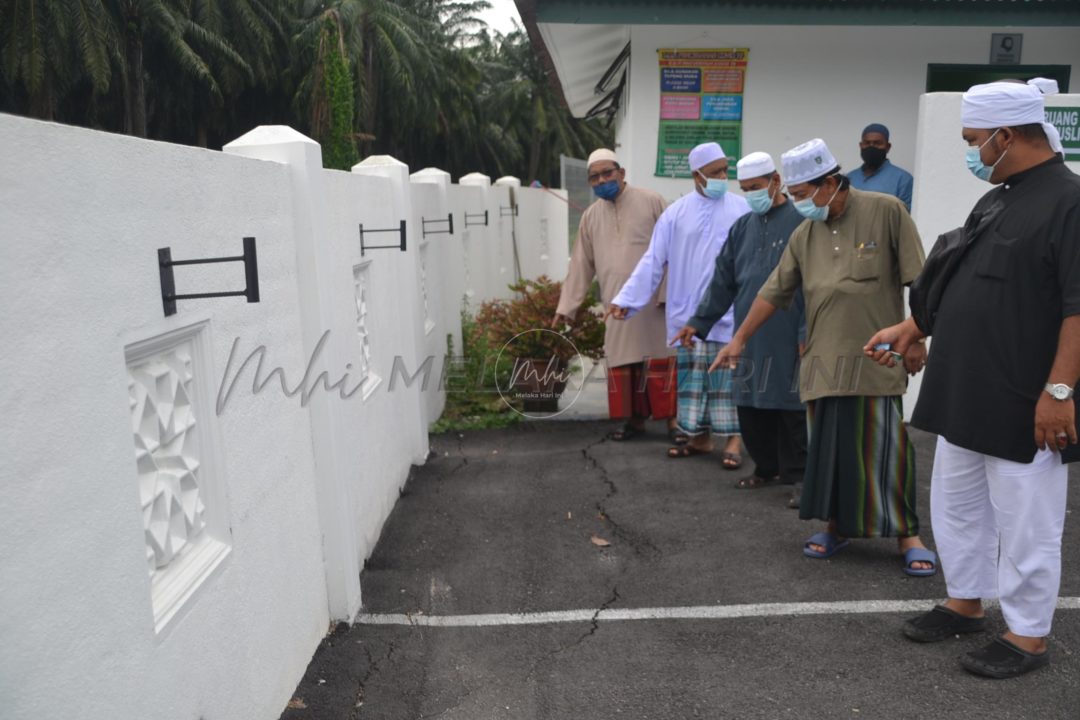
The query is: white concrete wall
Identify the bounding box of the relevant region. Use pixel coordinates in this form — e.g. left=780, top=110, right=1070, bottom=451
left=618, top=24, right=1080, bottom=202
left=0, top=113, right=568, bottom=720
left=0, top=114, right=328, bottom=720
left=512, top=185, right=572, bottom=283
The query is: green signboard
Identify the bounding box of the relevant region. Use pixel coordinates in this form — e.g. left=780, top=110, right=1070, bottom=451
left=1045, top=106, right=1080, bottom=161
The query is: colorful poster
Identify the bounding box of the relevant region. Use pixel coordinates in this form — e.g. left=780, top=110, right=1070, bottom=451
left=1045, top=106, right=1080, bottom=161
left=656, top=48, right=749, bottom=179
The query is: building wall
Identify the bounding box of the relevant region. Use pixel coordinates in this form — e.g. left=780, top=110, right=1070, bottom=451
left=617, top=24, right=1080, bottom=202
left=0, top=112, right=569, bottom=720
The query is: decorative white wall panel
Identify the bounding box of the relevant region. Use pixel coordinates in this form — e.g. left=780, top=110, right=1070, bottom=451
left=125, top=320, right=230, bottom=634
left=129, top=347, right=205, bottom=573
left=419, top=242, right=435, bottom=335
left=353, top=262, right=381, bottom=400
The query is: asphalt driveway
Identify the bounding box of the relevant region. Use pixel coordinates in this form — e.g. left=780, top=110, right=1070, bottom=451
left=280, top=421, right=1080, bottom=720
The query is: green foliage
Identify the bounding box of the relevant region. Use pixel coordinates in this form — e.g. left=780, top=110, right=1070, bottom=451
left=431, top=304, right=522, bottom=433
left=474, top=276, right=605, bottom=363
left=0, top=0, right=613, bottom=178
left=313, top=16, right=358, bottom=170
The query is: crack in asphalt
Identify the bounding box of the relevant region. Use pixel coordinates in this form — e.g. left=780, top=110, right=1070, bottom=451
left=583, top=438, right=662, bottom=559
left=352, top=637, right=397, bottom=719
left=581, top=437, right=616, bottom=500
left=554, top=586, right=620, bottom=654
left=443, top=433, right=470, bottom=477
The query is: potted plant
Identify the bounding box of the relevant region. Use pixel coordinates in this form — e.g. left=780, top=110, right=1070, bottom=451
left=474, top=276, right=605, bottom=412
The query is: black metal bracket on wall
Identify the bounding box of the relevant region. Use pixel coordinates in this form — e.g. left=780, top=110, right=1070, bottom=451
left=158, top=237, right=260, bottom=317
left=359, top=220, right=407, bottom=256
left=500, top=205, right=519, bottom=217
left=421, top=213, right=454, bottom=238
left=464, top=210, right=489, bottom=228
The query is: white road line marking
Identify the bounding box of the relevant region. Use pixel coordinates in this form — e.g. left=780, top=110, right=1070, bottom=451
left=355, top=597, right=1080, bottom=628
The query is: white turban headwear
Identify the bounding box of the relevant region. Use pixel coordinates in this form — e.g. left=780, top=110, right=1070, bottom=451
left=961, top=78, right=1064, bottom=154
left=688, top=142, right=726, bottom=172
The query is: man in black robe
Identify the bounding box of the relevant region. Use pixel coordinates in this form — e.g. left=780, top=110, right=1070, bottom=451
left=866, top=78, right=1080, bottom=679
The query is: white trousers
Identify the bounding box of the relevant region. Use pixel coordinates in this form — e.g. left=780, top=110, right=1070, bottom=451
left=931, top=437, right=1068, bottom=637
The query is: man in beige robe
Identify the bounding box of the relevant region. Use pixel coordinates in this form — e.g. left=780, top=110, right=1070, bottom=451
left=553, top=149, right=678, bottom=441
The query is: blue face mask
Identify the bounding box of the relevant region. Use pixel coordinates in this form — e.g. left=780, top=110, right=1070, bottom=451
left=593, top=179, right=620, bottom=200
left=793, top=183, right=840, bottom=222
left=965, top=129, right=1007, bottom=183
left=695, top=171, right=730, bottom=199
left=745, top=184, right=776, bottom=215
left=701, top=177, right=727, bottom=199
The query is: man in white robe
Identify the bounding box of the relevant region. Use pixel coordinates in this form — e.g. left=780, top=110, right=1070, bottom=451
left=608, top=142, right=750, bottom=463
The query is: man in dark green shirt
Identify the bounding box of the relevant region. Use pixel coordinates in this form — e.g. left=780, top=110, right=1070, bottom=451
left=674, top=152, right=806, bottom=507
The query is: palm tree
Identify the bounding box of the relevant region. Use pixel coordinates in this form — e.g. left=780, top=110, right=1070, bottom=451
left=0, top=0, right=113, bottom=119
left=478, top=28, right=610, bottom=185
left=105, top=0, right=252, bottom=137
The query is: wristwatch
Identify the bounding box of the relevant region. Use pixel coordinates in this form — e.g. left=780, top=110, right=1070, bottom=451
left=1044, top=383, right=1075, bottom=401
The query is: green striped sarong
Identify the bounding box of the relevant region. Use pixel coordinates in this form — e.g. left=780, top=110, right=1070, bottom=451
left=800, top=395, right=918, bottom=538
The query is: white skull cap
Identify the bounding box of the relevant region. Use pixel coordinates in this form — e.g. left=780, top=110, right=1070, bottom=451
left=587, top=148, right=618, bottom=168
left=688, top=142, right=726, bottom=171
left=781, top=138, right=839, bottom=185
left=736, top=151, right=777, bottom=181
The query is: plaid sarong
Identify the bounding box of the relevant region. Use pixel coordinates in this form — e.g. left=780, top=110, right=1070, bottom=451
left=676, top=341, right=740, bottom=436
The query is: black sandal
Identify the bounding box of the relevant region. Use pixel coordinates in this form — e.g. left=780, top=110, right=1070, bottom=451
left=609, top=423, right=643, bottom=441
left=667, top=445, right=711, bottom=458
left=667, top=428, right=689, bottom=445
left=720, top=452, right=743, bottom=470
left=733, top=474, right=778, bottom=489
left=902, top=605, right=987, bottom=643
left=959, top=637, right=1050, bottom=679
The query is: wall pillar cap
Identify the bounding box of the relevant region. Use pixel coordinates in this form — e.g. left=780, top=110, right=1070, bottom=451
left=411, top=168, right=452, bottom=182
left=224, top=125, right=316, bottom=149
left=354, top=155, right=408, bottom=170
left=459, top=172, right=491, bottom=187
left=494, top=176, right=522, bottom=187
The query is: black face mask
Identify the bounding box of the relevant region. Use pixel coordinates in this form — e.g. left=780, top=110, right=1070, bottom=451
left=861, top=146, right=888, bottom=169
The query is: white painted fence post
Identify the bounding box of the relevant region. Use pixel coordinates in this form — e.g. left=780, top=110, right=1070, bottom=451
left=223, top=126, right=362, bottom=620
left=353, top=156, right=430, bottom=462
left=494, top=176, right=523, bottom=287
left=459, top=172, right=497, bottom=300
left=411, top=168, right=463, bottom=376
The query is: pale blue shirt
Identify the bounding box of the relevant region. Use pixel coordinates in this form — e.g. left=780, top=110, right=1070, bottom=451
left=612, top=191, right=750, bottom=346
left=848, top=159, right=913, bottom=211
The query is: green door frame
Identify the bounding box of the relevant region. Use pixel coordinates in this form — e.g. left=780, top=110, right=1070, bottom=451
left=926, top=64, right=1071, bottom=93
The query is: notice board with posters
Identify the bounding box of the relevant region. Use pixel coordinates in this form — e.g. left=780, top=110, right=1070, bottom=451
left=655, top=48, right=748, bottom=179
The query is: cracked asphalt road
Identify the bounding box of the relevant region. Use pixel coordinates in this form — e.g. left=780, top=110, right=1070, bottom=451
left=280, top=421, right=1080, bottom=720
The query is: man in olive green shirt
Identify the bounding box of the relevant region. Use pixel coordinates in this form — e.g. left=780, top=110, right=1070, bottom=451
left=712, top=138, right=932, bottom=577
left=758, top=185, right=924, bottom=401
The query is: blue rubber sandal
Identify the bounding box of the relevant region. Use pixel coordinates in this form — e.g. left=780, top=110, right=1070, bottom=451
left=903, top=547, right=938, bottom=577
left=803, top=532, right=850, bottom=559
